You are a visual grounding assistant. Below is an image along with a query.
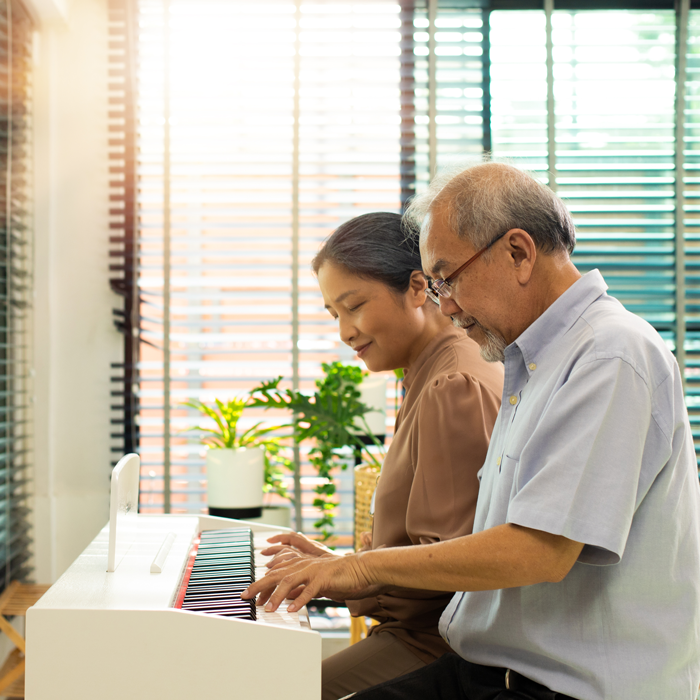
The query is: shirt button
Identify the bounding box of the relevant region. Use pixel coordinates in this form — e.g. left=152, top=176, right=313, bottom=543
left=509, top=395, right=518, bottom=405
left=528, top=363, right=537, bottom=371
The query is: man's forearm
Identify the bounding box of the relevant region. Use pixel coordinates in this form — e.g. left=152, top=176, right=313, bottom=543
left=242, top=522, right=584, bottom=613
left=357, top=523, right=584, bottom=594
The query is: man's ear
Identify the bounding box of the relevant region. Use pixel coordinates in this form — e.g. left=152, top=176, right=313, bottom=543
left=504, top=229, right=536, bottom=284
left=408, top=270, right=428, bottom=306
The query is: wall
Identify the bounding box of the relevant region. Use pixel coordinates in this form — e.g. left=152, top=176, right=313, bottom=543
left=30, top=0, right=120, bottom=583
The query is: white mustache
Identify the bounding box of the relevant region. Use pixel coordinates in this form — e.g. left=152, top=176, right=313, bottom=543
left=452, top=316, right=476, bottom=330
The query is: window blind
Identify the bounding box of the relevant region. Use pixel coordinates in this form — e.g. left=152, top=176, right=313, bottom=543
left=0, top=0, right=34, bottom=589
left=549, top=10, right=677, bottom=334
left=133, top=0, right=401, bottom=543
left=406, top=2, right=698, bottom=469
left=684, top=10, right=700, bottom=467
left=109, top=0, right=140, bottom=464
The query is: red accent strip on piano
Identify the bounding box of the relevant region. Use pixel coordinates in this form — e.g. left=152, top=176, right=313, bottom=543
left=173, top=534, right=200, bottom=609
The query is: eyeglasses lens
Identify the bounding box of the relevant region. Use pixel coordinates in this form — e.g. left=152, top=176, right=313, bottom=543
left=432, top=280, right=450, bottom=299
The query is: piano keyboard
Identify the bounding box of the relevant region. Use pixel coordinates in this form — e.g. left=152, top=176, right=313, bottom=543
left=174, top=527, right=257, bottom=620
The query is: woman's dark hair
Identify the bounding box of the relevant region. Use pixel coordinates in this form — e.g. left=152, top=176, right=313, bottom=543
left=311, top=212, right=422, bottom=294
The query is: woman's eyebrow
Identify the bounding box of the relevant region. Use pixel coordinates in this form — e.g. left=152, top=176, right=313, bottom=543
left=333, top=290, right=360, bottom=304
left=324, top=289, right=359, bottom=310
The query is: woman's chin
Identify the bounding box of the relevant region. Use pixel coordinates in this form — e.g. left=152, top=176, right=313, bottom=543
left=362, top=357, right=390, bottom=373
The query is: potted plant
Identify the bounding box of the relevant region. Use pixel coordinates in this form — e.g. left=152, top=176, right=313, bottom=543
left=254, top=362, right=386, bottom=541
left=182, top=393, right=293, bottom=523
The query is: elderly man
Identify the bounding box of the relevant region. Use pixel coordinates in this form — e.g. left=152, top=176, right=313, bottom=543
left=243, top=162, right=700, bottom=700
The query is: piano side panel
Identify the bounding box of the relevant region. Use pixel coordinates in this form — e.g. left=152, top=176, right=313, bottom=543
left=26, top=608, right=321, bottom=700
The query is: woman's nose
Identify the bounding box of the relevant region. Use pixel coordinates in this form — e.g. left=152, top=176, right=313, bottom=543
left=339, top=317, right=356, bottom=345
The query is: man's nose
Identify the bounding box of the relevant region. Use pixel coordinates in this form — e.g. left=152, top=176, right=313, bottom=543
left=439, top=295, right=461, bottom=317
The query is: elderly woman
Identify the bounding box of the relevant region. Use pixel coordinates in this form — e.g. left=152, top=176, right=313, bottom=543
left=262, top=212, right=503, bottom=700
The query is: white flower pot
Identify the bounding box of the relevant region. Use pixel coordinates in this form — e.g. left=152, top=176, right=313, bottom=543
left=206, top=446, right=264, bottom=519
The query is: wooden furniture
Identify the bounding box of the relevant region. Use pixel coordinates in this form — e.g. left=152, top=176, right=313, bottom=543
left=350, top=464, right=381, bottom=645
left=0, top=581, right=51, bottom=698
left=353, top=463, right=380, bottom=551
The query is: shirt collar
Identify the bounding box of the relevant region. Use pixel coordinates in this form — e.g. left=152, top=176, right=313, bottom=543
left=508, top=269, right=608, bottom=371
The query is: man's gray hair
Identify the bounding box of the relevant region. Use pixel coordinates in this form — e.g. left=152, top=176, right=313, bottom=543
left=404, top=161, right=576, bottom=255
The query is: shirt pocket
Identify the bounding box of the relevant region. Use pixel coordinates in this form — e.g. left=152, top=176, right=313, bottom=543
left=482, top=454, right=521, bottom=529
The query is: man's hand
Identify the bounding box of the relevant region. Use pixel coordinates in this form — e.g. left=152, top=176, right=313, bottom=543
left=260, top=531, right=336, bottom=569
left=241, top=552, right=385, bottom=613
left=242, top=524, right=584, bottom=615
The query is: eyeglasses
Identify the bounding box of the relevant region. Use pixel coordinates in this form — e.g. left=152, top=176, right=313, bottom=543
left=426, top=230, right=508, bottom=303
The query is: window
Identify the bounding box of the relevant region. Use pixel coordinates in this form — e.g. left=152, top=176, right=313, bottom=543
left=112, top=0, right=700, bottom=543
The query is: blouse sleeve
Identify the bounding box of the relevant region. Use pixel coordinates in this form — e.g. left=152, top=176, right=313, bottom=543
left=407, top=371, right=500, bottom=543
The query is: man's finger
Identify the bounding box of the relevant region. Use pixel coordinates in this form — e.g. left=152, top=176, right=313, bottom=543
left=286, top=583, right=319, bottom=613
left=286, top=585, right=305, bottom=600
left=268, top=551, right=300, bottom=568
left=242, top=572, right=279, bottom=601
left=255, top=587, right=273, bottom=607
left=262, top=572, right=305, bottom=611
left=243, top=558, right=308, bottom=602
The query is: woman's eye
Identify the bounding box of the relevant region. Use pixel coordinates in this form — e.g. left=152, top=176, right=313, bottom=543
left=348, top=302, right=364, bottom=312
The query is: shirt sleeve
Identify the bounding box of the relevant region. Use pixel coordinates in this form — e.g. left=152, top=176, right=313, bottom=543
left=408, top=371, right=501, bottom=543
left=507, top=356, right=667, bottom=565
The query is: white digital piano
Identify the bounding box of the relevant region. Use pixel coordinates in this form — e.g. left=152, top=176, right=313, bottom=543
left=25, top=454, right=322, bottom=699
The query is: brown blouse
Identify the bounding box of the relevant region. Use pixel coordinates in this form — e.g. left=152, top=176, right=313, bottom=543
left=347, top=325, right=504, bottom=663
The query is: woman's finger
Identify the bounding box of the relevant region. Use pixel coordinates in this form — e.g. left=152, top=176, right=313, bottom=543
left=265, top=531, right=330, bottom=557
left=262, top=545, right=295, bottom=559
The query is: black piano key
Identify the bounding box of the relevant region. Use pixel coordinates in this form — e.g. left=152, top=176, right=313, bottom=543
left=192, top=552, right=252, bottom=561
left=198, top=540, right=251, bottom=548
left=189, top=569, right=252, bottom=578
left=192, top=560, right=252, bottom=569
left=184, top=590, right=248, bottom=601
left=190, top=575, right=252, bottom=582
left=182, top=600, right=250, bottom=610
left=184, top=580, right=250, bottom=589
left=188, top=574, right=252, bottom=583
left=192, top=560, right=253, bottom=569
left=191, top=564, right=253, bottom=573
left=184, top=587, right=249, bottom=599
left=206, top=608, right=257, bottom=620
left=200, top=532, right=252, bottom=542
left=186, top=576, right=252, bottom=586
left=182, top=594, right=251, bottom=604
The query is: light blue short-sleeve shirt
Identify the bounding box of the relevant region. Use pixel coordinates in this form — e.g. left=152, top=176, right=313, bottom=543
left=439, top=270, right=700, bottom=700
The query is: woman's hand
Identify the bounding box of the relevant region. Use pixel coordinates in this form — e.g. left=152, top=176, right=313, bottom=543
left=260, top=531, right=335, bottom=569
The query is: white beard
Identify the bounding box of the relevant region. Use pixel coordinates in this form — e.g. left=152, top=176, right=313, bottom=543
left=453, top=317, right=506, bottom=363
